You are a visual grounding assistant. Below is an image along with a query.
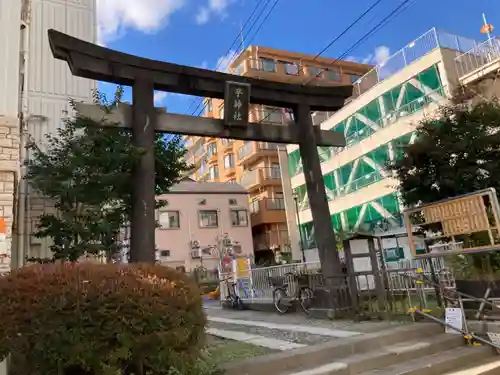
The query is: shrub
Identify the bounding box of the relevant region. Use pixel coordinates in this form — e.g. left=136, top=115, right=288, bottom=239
left=0, top=262, right=207, bottom=375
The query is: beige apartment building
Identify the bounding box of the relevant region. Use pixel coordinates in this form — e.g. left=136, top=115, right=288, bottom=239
left=154, top=178, right=253, bottom=271
left=184, top=46, right=371, bottom=263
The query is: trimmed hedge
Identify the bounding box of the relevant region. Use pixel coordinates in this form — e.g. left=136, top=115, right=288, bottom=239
left=0, top=262, right=207, bottom=375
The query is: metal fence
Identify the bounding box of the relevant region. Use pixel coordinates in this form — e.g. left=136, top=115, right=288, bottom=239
left=220, top=256, right=455, bottom=318
left=352, top=28, right=479, bottom=97
left=455, top=37, right=500, bottom=77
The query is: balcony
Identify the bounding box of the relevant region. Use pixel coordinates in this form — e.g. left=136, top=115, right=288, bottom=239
left=239, top=167, right=281, bottom=191
left=455, top=37, right=500, bottom=85
left=237, top=142, right=280, bottom=165
left=253, top=230, right=290, bottom=251
left=221, top=138, right=235, bottom=152
left=230, top=58, right=354, bottom=87
left=249, top=198, right=286, bottom=227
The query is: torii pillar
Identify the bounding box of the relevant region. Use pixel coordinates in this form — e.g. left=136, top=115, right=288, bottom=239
left=47, top=29, right=350, bottom=282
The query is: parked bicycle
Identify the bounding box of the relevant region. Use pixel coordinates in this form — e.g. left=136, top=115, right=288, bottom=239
left=269, top=271, right=314, bottom=314
left=221, top=277, right=244, bottom=310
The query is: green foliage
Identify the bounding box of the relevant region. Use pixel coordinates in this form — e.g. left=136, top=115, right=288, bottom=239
left=25, top=87, right=190, bottom=261
left=0, top=262, right=208, bottom=375
left=388, top=99, right=500, bottom=277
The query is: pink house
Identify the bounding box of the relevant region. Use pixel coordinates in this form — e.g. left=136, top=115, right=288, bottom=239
left=155, top=178, right=254, bottom=271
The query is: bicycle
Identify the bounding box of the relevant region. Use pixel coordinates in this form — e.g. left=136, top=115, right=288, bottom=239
left=221, top=277, right=244, bottom=310
left=269, top=271, right=314, bottom=314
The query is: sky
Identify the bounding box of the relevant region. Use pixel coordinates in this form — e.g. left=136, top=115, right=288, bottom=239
left=97, top=0, right=499, bottom=115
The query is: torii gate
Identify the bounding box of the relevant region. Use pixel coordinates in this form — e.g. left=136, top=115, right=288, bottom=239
left=47, top=29, right=351, bottom=279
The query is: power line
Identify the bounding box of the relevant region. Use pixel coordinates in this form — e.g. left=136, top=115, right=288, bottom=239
left=184, top=0, right=268, bottom=116
left=191, top=0, right=283, bottom=118
left=257, top=0, right=419, bottom=125
left=185, top=0, right=276, bottom=117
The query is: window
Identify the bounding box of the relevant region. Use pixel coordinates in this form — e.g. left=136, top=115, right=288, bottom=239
left=325, top=69, right=341, bottom=81
left=260, top=57, right=276, bottom=72
left=159, top=250, right=171, bottom=257
left=262, top=106, right=283, bottom=123
left=279, top=60, right=299, bottom=75
left=224, top=154, right=235, bottom=168
left=206, top=99, right=213, bottom=114
left=199, top=210, right=219, bottom=228
left=350, top=74, right=361, bottom=83
left=231, top=209, right=248, bottom=227
left=227, top=179, right=236, bottom=184
left=207, top=143, right=217, bottom=157
left=209, top=165, right=219, bottom=179
left=271, top=163, right=281, bottom=179
left=308, top=66, right=323, bottom=78
left=158, top=211, right=180, bottom=229
left=219, top=105, right=224, bottom=119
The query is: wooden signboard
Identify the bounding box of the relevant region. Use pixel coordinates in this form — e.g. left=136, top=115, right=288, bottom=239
left=404, top=188, right=500, bottom=257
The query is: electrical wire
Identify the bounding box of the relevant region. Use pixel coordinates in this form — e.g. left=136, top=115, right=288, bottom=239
left=185, top=0, right=276, bottom=116
left=190, top=0, right=283, bottom=118
left=257, top=0, right=420, bottom=126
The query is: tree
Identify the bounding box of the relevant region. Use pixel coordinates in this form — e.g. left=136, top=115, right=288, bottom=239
left=389, top=98, right=500, bottom=275
left=25, top=88, right=190, bottom=262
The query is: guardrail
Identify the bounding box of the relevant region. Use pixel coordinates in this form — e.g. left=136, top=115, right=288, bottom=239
left=455, top=37, right=500, bottom=78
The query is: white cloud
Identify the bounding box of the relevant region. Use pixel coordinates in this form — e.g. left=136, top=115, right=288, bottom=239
left=195, top=7, right=210, bottom=25
left=97, top=0, right=185, bottom=45
left=195, top=0, right=232, bottom=25
left=345, top=45, right=391, bottom=66
left=373, top=45, right=390, bottom=65
left=215, top=50, right=237, bottom=72
left=154, top=91, right=168, bottom=106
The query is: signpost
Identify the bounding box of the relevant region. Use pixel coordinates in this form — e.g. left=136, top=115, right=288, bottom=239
left=404, top=188, right=500, bottom=257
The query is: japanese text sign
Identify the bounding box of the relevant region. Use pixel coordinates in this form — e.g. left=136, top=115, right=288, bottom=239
left=224, top=81, right=250, bottom=126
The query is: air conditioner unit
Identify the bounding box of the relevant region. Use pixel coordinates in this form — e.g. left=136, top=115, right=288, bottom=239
left=222, top=237, right=233, bottom=247
left=190, top=240, right=201, bottom=249
left=233, top=244, right=242, bottom=254
left=191, top=250, right=201, bottom=259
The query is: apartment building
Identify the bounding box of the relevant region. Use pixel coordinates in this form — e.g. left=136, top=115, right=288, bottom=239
left=154, top=178, right=253, bottom=271
left=184, top=46, right=371, bottom=262
left=286, top=27, right=500, bottom=263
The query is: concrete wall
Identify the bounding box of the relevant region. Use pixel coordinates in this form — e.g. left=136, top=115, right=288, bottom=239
left=155, top=192, right=254, bottom=270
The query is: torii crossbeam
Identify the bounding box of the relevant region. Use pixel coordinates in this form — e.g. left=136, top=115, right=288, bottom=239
left=47, top=29, right=351, bottom=280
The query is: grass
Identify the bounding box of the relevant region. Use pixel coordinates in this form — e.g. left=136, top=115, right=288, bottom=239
left=204, top=335, right=274, bottom=365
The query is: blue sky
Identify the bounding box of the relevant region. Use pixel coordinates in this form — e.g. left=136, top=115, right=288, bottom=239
left=97, top=0, right=498, bottom=115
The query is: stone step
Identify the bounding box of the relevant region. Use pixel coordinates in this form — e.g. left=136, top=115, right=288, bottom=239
left=358, top=346, right=493, bottom=375
left=281, top=333, right=465, bottom=375
left=223, top=323, right=445, bottom=375
left=442, top=358, right=500, bottom=375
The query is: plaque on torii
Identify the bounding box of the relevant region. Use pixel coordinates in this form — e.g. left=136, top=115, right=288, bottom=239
left=47, top=29, right=350, bottom=282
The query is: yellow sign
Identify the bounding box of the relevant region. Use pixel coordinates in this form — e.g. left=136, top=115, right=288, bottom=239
left=422, top=195, right=490, bottom=236
left=235, top=257, right=249, bottom=278
left=404, top=189, right=500, bottom=257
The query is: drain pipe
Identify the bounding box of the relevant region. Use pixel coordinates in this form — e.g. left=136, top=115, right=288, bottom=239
left=15, top=19, right=30, bottom=268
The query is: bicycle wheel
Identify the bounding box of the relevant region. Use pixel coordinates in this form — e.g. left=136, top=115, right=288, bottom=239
left=299, top=287, right=314, bottom=314
left=273, top=288, right=289, bottom=314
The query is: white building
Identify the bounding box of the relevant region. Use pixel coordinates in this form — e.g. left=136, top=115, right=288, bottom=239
left=284, top=28, right=500, bottom=263
left=0, top=0, right=96, bottom=268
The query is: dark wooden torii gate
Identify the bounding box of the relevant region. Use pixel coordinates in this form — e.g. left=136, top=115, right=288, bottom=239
left=47, top=29, right=351, bottom=279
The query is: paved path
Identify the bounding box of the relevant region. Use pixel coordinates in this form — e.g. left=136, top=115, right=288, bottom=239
left=204, top=303, right=407, bottom=348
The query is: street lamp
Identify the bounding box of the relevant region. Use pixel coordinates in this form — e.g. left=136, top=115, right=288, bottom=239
left=293, top=192, right=307, bottom=263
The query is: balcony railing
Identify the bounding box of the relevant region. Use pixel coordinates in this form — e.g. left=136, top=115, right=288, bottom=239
left=250, top=198, right=285, bottom=214
left=254, top=230, right=290, bottom=251
left=351, top=28, right=478, bottom=98
left=455, top=37, right=500, bottom=78
left=237, top=142, right=253, bottom=160
left=239, top=167, right=281, bottom=189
